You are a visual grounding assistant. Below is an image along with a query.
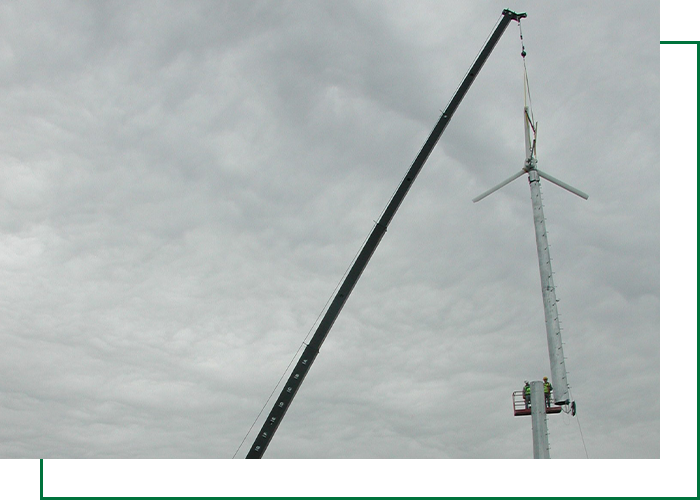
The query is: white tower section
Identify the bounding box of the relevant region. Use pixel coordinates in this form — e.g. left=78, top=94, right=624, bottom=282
left=529, top=380, right=550, bottom=458
left=528, top=168, right=570, bottom=405
left=473, top=106, right=587, bottom=405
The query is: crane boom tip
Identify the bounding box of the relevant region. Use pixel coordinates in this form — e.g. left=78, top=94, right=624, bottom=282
left=502, top=9, right=527, bottom=21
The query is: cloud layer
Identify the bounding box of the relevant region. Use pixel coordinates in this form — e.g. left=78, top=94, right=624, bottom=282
left=0, top=0, right=659, bottom=459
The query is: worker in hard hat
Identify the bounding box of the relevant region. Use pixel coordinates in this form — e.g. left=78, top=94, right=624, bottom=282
left=543, top=376, right=552, bottom=407
left=523, top=381, right=531, bottom=409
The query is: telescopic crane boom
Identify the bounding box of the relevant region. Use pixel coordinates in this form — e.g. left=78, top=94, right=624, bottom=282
left=246, top=9, right=526, bottom=459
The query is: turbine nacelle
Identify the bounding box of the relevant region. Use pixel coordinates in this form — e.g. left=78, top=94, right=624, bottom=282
left=524, top=156, right=537, bottom=172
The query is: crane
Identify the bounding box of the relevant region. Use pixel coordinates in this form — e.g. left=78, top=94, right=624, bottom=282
left=245, top=9, right=527, bottom=459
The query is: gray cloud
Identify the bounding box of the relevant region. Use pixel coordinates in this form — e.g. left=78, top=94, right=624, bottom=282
left=0, top=0, right=660, bottom=464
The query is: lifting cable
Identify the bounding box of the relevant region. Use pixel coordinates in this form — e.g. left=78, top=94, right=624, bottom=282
left=576, top=413, right=590, bottom=458
left=518, top=19, right=537, bottom=154
left=566, top=388, right=590, bottom=458
left=519, top=20, right=534, bottom=116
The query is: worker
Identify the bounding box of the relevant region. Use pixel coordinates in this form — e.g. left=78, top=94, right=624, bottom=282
left=543, top=376, right=552, bottom=407
left=523, top=381, right=531, bottom=409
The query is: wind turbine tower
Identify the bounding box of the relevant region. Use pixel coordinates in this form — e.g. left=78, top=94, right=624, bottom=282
left=473, top=93, right=588, bottom=408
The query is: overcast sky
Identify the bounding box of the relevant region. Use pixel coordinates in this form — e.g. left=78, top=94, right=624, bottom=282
left=0, top=0, right=667, bottom=467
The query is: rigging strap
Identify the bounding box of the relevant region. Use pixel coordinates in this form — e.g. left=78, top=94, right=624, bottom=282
left=518, top=20, right=534, bottom=120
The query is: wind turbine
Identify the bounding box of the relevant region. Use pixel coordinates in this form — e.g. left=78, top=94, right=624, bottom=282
left=473, top=103, right=588, bottom=406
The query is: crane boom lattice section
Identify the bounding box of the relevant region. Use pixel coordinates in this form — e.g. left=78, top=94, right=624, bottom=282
left=245, top=9, right=526, bottom=459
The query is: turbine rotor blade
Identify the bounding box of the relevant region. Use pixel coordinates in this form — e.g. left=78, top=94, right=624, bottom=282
left=537, top=169, right=589, bottom=200
left=472, top=169, right=527, bottom=203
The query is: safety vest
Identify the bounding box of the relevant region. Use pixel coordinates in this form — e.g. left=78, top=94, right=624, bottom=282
left=524, top=385, right=530, bottom=395
left=544, top=382, right=551, bottom=393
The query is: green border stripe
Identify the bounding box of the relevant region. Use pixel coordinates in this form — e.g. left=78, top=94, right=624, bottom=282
left=659, top=40, right=700, bottom=71
left=659, top=40, right=700, bottom=468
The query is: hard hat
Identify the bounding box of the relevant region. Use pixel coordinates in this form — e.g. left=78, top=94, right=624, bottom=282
left=543, top=376, right=548, bottom=380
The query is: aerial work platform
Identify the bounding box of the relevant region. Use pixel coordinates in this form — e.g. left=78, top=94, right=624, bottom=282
left=512, top=390, right=562, bottom=417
